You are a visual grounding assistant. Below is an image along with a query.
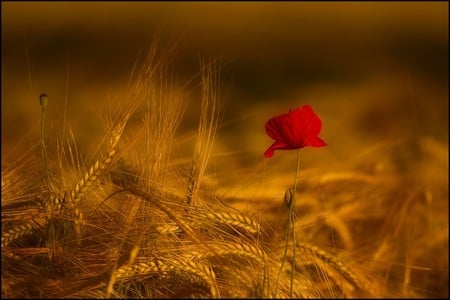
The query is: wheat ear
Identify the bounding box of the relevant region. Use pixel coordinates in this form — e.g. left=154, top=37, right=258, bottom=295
left=60, top=114, right=130, bottom=243
left=155, top=224, right=180, bottom=235
left=156, top=211, right=261, bottom=237
left=67, top=117, right=127, bottom=207
left=186, top=59, right=223, bottom=207
left=126, top=186, right=221, bottom=260
left=114, top=258, right=218, bottom=297
left=1, top=215, right=48, bottom=248
left=1, top=194, right=55, bottom=248
left=296, top=242, right=363, bottom=292
left=168, top=258, right=218, bottom=297
left=115, top=260, right=169, bottom=279
left=204, top=211, right=261, bottom=235
left=193, top=242, right=267, bottom=266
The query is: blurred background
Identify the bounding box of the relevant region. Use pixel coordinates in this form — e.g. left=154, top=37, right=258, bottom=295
left=2, top=2, right=448, bottom=162
left=1, top=3, right=448, bottom=297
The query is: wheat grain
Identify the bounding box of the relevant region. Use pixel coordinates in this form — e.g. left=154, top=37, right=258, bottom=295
left=213, top=264, right=259, bottom=297
left=156, top=211, right=261, bottom=237
left=155, top=224, right=180, bottom=235
left=115, top=258, right=218, bottom=297
left=169, top=258, right=218, bottom=297
left=126, top=186, right=223, bottom=260
left=66, top=110, right=130, bottom=207
left=2, top=248, right=23, bottom=260
left=1, top=214, right=48, bottom=248
left=115, top=260, right=169, bottom=279
left=205, top=211, right=261, bottom=235
left=0, top=193, right=63, bottom=248
left=53, top=112, right=132, bottom=244
left=296, top=242, right=363, bottom=292
left=186, top=59, right=224, bottom=207
left=193, top=242, right=267, bottom=266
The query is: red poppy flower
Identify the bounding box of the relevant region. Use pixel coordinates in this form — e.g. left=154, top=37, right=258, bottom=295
left=264, top=105, right=327, bottom=158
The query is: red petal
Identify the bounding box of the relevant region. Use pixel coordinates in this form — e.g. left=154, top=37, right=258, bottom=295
left=308, top=136, right=327, bottom=147
left=264, top=105, right=327, bottom=158
left=263, top=148, right=275, bottom=158
left=264, top=140, right=291, bottom=158
left=291, top=105, right=323, bottom=138
left=266, top=112, right=300, bottom=148
left=265, top=114, right=289, bottom=141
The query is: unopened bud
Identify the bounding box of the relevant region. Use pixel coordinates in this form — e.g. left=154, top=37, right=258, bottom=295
left=39, top=93, right=48, bottom=109
left=284, top=187, right=294, bottom=209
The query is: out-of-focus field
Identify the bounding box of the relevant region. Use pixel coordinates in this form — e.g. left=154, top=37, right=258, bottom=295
left=2, top=2, right=448, bottom=298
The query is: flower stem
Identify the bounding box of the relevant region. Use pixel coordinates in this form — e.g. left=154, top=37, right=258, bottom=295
left=274, top=209, right=292, bottom=296
left=289, top=149, right=300, bottom=296
left=274, top=149, right=300, bottom=297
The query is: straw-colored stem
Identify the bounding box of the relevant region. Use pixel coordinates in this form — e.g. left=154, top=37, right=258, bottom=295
left=274, top=212, right=292, bottom=297
left=40, top=93, right=52, bottom=190
left=275, top=149, right=300, bottom=297
left=290, top=149, right=300, bottom=296
left=126, top=186, right=221, bottom=260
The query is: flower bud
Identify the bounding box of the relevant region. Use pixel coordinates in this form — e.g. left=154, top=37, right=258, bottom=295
left=284, top=187, right=294, bottom=209
left=39, top=93, right=48, bottom=109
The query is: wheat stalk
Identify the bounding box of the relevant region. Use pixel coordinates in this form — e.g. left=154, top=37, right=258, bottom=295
left=186, top=59, right=224, bottom=207
left=57, top=112, right=131, bottom=243
left=125, top=186, right=223, bottom=260
left=67, top=117, right=128, bottom=207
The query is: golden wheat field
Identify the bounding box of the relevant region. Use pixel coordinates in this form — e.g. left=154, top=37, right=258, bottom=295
left=1, top=2, right=448, bottom=298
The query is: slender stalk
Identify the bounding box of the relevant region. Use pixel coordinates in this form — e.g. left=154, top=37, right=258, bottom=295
left=274, top=149, right=301, bottom=297
left=289, top=149, right=300, bottom=296
left=39, top=93, right=51, bottom=187
left=274, top=215, right=291, bottom=296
